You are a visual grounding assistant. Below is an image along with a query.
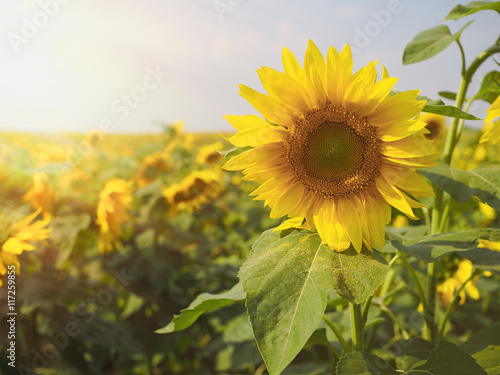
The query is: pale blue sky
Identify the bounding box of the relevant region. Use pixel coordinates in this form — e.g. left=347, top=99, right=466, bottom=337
left=0, top=0, right=498, bottom=134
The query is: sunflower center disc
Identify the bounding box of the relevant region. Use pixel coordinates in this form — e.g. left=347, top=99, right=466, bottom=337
left=285, top=104, right=382, bottom=199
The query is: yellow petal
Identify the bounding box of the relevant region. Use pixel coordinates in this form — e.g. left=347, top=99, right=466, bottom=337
left=337, top=198, right=362, bottom=253
left=375, top=175, right=418, bottom=219
left=224, top=115, right=286, bottom=147
left=239, top=84, right=293, bottom=125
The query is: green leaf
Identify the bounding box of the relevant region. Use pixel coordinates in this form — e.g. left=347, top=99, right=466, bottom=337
left=331, top=248, right=389, bottom=304
left=51, top=214, right=91, bottom=269
left=463, top=322, right=500, bottom=375
left=408, top=340, right=487, bottom=375
left=336, top=352, right=399, bottom=375
left=218, top=145, right=252, bottom=159
left=393, top=338, right=435, bottom=372
left=120, top=293, right=145, bottom=320
left=418, top=95, right=445, bottom=106
left=421, top=161, right=500, bottom=210
left=439, top=91, right=458, bottom=101
left=239, top=229, right=389, bottom=375
left=239, top=229, right=336, bottom=375
left=392, top=228, right=500, bottom=262
left=461, top=248, right=500, bottom=276
left=422, top=104, right=481, bottom=120
left=403, top=21, right=473, bottom=65
left=445, top=1, right=500, bottom=21
left=155, top=283, right=245, bottom=333
left=475, top=71, right=500, bottom=104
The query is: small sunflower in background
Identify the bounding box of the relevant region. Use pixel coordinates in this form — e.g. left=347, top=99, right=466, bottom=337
left=22, top=172, right=58, bottom=219
left=480, top=94, right=500, bottom=144
left=96, top=178, right=133, bottom=254
left=420, top=113, right=447, bottom=154
left=223, top=40, right=438, bottom=253
left=0, top=209, right=51, bottom=286
left=196, top=141, right=224, bottom=166
left=437, top=259, right=480, bottom=309
left=163, top=170, right=222, bottom=215
left=134, top=151, right=171, bottom=188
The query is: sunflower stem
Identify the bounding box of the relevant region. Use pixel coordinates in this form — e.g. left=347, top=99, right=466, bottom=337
left=350, top=303, right=364, bottom=352
left=437, top=268, right=483, bottom=341
left=424, top=262, right=437, bottom=342
left=322, top=315, right=350, bottom=354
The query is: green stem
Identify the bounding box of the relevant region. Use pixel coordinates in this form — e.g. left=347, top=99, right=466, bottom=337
left=424, top=262, right=437, bottom=342
left=400, top=254, right=426, bottom=311
left=437, top=269, right=483, bottom=340
left=350, top=303, right=364, bottom=352
left=322, top=315, right=350, bottom=354
left=379, top=304, right=411, bottom=340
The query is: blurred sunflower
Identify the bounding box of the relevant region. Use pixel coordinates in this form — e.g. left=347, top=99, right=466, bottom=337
left=480, top=95, right=500, bottom=144
left=420, top=113, right=447, bottom=153
left=22, top=172, right=57, bottom=219
left=96, top=178, right=133, bottom=254
left=196, top=141, right=224, bottom=166
left=437, top=259, right=479, bottom=308
left=163, top=170, right=222, bottom=214
left=0, top=209, right=51, bottom=286
left=165, top=121, right=185, bottom=154
left=223, top=40, right=438, bottom=252
left=134, top=151, right=171, bottom=187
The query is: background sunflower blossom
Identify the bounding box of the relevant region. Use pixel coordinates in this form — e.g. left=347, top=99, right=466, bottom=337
left=224, top=40, right=438, bottom=253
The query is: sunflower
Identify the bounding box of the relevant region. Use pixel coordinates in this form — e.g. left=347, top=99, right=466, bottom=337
left=223, top=40, right=438, bottom=252
left=480, top=95, right=500, bottom=144
left=196, top=141, right=224, bottom=166
left=437, top=259, right=479, bottom=308
left=420, top=113, right=447, bottom=153
left=0, top=209, right=51, bottom=286
left=96, top=178, right=133, bottom=254
left=163, top=170, right=222, bottom=214
left=22, top=172, right=57, bottom=219
left=134, top=151, right=171, bottom=187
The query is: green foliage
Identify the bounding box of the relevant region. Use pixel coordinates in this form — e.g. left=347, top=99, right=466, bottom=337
left=156, top=283, right=245, bottom=333
left=336, top=352, right=399, bottom=375
left=408, top=340, right=487, bottom=375
left=421, top=162, right=500, bottom=210
left=403, top=22, right=473, bottom=65
left=391, top=228, right=500, bottom=262
left=475, top=71, right=500, bottom=104
left=445, top=1, right=500, bottom=20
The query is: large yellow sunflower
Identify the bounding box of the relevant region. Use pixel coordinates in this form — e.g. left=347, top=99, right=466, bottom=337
left=22, top=172, right=58, bottom=219
left=223, top=40, right=438, bottom=253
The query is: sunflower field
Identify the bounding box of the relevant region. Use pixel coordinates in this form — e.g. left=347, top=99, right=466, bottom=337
left=2, top=2, right=500, bottom=375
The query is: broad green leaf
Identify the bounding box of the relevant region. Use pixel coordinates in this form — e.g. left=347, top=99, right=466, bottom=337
left=239, top=229, right=336, bottom=375
left=421, top=162, right=500, bottom=209
left=445, top=1, right=500, bottom=20
left=51, top=214, right=91, bottom=269
left=392, top=228, right=500, bottom=262
left=422, top=104, right=481, bottom=120
left=403, top=22, right=473, bottom=65
left=438, top=91, right=458, bottom=101
left=331, top=248, right=389, bottom=304
left=417, top=95, right=445, bottom=106
left=464, top=322, right=500, bottom=375
left=408, top=340, right=487, bottom=375
left=475, top=71, right=500, bottom=104
left=393, top=338, right=435, bottom=372
left=461, top=248, right=500, bottom=276
left=222, top=313, right=254, bottom=343
left=336, top=352, right=399, bottom=375
left=239, top=229, right=389, bottom=375
left=304, top=328, right=330, bottom=349
left=155, top=283, right=245, bottom=333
